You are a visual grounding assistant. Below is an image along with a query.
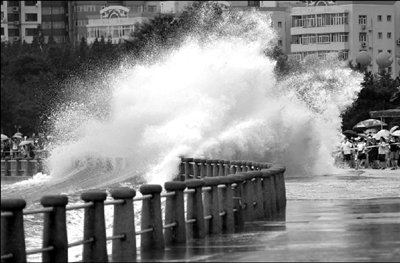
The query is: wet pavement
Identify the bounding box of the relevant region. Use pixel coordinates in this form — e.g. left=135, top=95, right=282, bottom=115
left=137, top=169, right=400, bottom=262
left=138, top=198, right=400, bottom=262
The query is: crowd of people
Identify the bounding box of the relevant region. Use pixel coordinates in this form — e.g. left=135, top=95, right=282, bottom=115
left=1, top=132, right=51, bottom=159
left=338, top=133, right=400, bottom=170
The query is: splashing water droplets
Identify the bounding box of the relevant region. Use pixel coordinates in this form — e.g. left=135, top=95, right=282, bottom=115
left=41, top=9, right=362, bottom=188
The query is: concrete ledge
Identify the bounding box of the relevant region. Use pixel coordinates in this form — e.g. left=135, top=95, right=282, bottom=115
left=41, top=195, right=69, bottom=207
left=1, top=199, right=26, bottom=210
left=110, top=188, right=136, bottom=199
left=81, top=191, right=107, bottom=201
left=140, top=184, right=162, bottom=194
left=181, top=157, right=194, bottom=162
left=203, top=177, right=222, bottom=186
left=164, top=181, right=187, bottom=191
left=185, top=179, right=205, bottom=188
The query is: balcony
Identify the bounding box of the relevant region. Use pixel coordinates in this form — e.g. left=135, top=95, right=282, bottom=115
left=291, top=42, right=349, bottom=53
left=291, top=24, right=349, bottom=35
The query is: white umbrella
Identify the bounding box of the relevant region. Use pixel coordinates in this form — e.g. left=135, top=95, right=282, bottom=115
left=19, top=140, right=33, bottom=146
left=373, top=129, right=390, bottom=140
left=392, top=130, right=400, bottom=137
left=1, top=134, right=8, bottom=141
left=390, top=126, right=399, bottom=133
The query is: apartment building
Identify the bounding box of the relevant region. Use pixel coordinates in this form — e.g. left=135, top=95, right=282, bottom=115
left=1, top=0, right=42, bottom=44
left=290, top=1, right=399, bottom=78
left=41, top=1, right=69, bottom=43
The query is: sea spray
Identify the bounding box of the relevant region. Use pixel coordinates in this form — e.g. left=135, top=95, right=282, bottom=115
left=41, top=7, right=362, bottom=188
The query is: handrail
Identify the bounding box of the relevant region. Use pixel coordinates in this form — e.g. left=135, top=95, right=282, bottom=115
left=136, top=228, right=153, bottom=235
left=133, top=194, right=152, bottom=201
left=26, top=246, right=54, bottom=255
left=104, top=199, right=125, bottom=205
left=106, top=234, right=125, bottom=241
left=1, top=212, right=13, bottom=217
left=68, top=237, right=95, bottom=248
left=160, top=191, right=176, bottom=198
left=23, top=207, right=54, bottom=215
left=66, top=202, right=94, bottom=211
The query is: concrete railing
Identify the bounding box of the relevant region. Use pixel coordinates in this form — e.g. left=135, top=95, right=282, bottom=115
left=1, top=158, right=44, bottom=179
left=0, top=158, right=286, bottom=262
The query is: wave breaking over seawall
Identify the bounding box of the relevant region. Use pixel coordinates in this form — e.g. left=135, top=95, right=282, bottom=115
left=43, top=7, right=362, bottom=188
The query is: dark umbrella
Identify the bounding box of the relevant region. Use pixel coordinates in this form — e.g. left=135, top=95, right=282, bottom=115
left=343, top=130, right=358, bottom=137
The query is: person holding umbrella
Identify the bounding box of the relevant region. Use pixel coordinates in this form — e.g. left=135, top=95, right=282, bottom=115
left=377, top=137, right=390, bottom=169
left=355, top=137, right=367, bottom=170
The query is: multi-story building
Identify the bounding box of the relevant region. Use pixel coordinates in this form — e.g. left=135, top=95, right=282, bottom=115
left=41, top=1, right=69, bottom=43
left=160, top=1, right=192, bottom=14
left=1, top=1, right=41, bottom=44
left=229, top=1, right=304, bottom=54
left=1, top=1, right=8, bottom=42
left=290, top=1, right=399, bottom=78
left=84, top=1, right=161, bottom=44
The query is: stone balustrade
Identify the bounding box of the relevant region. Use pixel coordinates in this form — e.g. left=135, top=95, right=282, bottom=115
left=0, top=158, right=286, bottom=262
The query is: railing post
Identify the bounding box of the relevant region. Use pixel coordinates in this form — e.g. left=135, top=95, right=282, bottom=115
left=230, top=161, right=237, bottom=174
left=41, top=195, right=68, bottom=263
left=8, top=159, right=19, bottom=177
left=181, top=157, right=193, bottom=180
left=19, top=159, right=29, bottom=177
left=193, top=158, right=200, bottom=178
left=212, top=160, right=219, bottom=177
left=231, top=175, right=245, bottom=232
left=164, top=181, right=187, bottom=245
left=109, top=188, right=137, bottom=262
left=205, top=160, right=212, bottom=177
left=218, top=160, right=225, bottom=177
left=1, top=199, right=27, bottom=263
left=246, top=171, right=264, bottom=219
left=241, top=173, right=255, bottom=221
left=224, top=161, right=231, bottom=176
left=139, top=184, right=164, bottom=251
left=218, top=176, right=235, bottom=233
left=268, top=174, right=278, bottom=217
left=81, top=191, right=108, bottom=262
left=260, top=170, right=273, bottom=219
left=1, top=159, right=9, bottom=176
left=203, top=177, right=222, bottom=235
left=28, top=159, right=39, bottom=175
left=185, top=179, right=205, bottom=239
left=199, top=159, right=206, bottom=178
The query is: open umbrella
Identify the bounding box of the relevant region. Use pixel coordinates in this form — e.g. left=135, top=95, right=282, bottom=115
left=19, top=140, right=33, bottom=146
left=13, top=133, right=23, bottom=139
left=343, top=130, right=358, bottom=137
left=1, top=134, right=8, bottom=141
left=353, top=119, right=387, bottom=131
left=390, top=126, right=399, bottom=133
left=373, top=129, right=390, bottom=140
left=392, top=130, right=400, bottom=137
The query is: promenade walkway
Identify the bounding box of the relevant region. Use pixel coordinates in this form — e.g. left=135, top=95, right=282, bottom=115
left=138, top=170, right=400, bottom=262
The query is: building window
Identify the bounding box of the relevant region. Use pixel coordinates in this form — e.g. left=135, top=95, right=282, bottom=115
left=147, top=5, right=156, bottom=13
left=8, top=1, right=20, bottom=7
left=387, top=32, right=391, bottom=39
left=377, top=15, right=382, bottom=21
left=8, top=28, right=19, bottom=36
left=1, top=27, right=4, bottom=35
left=277, top=21, right=282, bottom=28
left=387, top=15, right=391, bottom=22
left=278, top=39, right=282, bottom=46
left=25, top=13, right=38, bottom=22
left=25, top=28, right=38, bottom=36
left=7, top=13, right=19, bottom=21
left=248, top=1, right=260, bottom=7
left=378, top=32, right=382, bottom=39
left=378, top=49, right=382, bottom=53
left=24, top=1, right=37, bottom=6
left=387, top=50, right=392, bottom=54
left=359, top=32, right=367, bottom=42
left=358, top=15, right=366, bottom=25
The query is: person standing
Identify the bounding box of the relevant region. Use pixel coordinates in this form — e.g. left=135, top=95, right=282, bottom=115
left=341, top=137, right=353, bottom=168
left=377, top=137, right=390, bottom=169
left=355, top=137, right=367, bottom=170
